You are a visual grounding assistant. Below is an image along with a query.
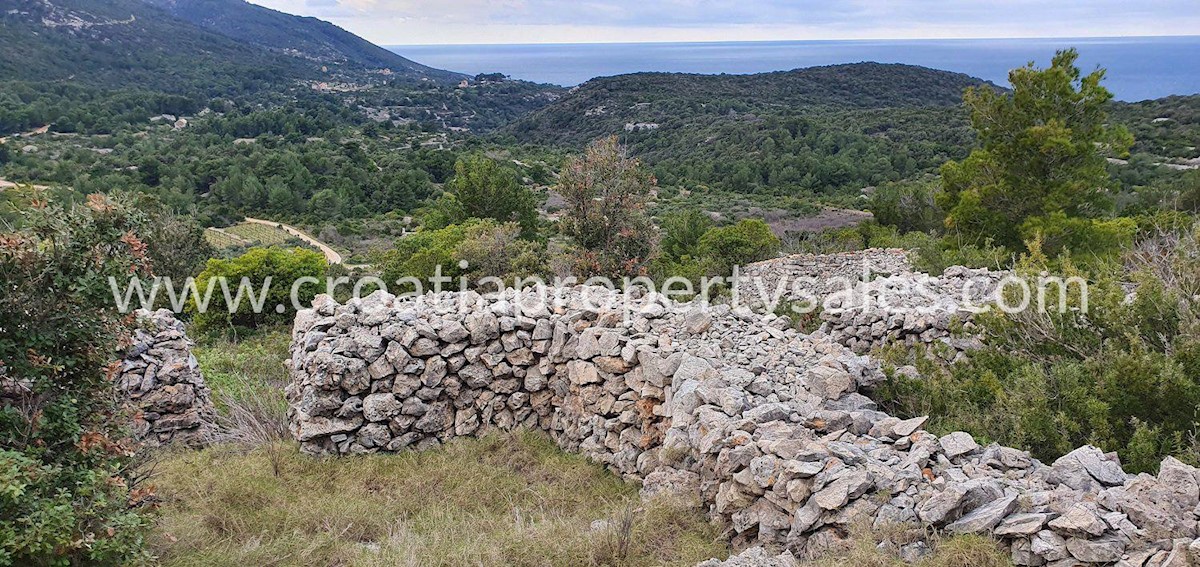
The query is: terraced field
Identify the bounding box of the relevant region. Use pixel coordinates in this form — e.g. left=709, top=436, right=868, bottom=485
left=203, top=220, right=349, bottom=265
left=224, top=222, right=295, bottom=246
left=204, top=222, right=297, bottom=249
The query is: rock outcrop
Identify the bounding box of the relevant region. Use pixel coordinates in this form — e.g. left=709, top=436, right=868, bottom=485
left=287, top=287, right=1200, bottom=566
left=116, top=309, right=217, bottom=447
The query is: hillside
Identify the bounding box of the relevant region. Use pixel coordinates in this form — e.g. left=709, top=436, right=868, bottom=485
left=506, top=63, right=995, bottom=146
left=0, top=0, right=541, bottom=135
left=503, top=64, right=998, bottom=199
left=0, top=0, right=306, bottom=91
left=142, top=0, right=464, bottom=82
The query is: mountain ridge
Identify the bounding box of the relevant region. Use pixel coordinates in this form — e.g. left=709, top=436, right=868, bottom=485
left=505, top=62, right=997, bottom=147
left=141, top=0, right=464, bottom=82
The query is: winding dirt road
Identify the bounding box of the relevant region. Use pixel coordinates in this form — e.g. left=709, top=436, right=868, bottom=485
left=243, top=217, right=344, bottom=265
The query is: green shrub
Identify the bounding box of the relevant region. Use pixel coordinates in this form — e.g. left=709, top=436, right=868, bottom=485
left=0, top=194, right=155, bottom=565
left=696, top=218, right=780, bottom=275
left=876, top=233, right=1200, bottom=473
left=189, top=247, right=327, bottom=336
left=425, top=155, right=538, bottom=237
left=377, top=219, right=548, bottom=290
left=659, top=210, right=714, bottom=261
left=868, top=179, right=944, bottom=234
left=376, top=222, right=473, bottom=287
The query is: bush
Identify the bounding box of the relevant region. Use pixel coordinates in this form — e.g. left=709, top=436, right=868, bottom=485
left=376, top=222, right=473, bottom=287
left=557, top=137, right=657, bottom=278
left=659, top=210, right=714, bottom=261
left=0, top=194, right=155, bottom=564
left=377, top=219, right=548, bottom=290
left=454, top=221, right=546, bottom=284
left=426, top=155, right=538, bottom=237
left=868, top=179, right=944, bottom=234
left=876, top=232, right=1200, bottom=472
left=189, top=247, right=327, bottom=336
left=696, top=219, right=781, bottom=275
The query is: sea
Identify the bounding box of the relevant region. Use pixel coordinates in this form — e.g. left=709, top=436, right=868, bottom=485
left=389, top=36, right=1200, bottom=102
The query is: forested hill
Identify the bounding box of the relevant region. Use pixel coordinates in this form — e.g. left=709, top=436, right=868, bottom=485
left=0, top=0, right=309, bottom=91
left=501, top=64, right=998, bottom=198
left=0, top=0, right=460, bottom=89
left=504, top=63, right=998, bottom=147
left=142, top=0, right=463, bottom=82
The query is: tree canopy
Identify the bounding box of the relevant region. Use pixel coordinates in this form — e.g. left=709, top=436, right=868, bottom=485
left=939, top=49, right=1135, bottom=253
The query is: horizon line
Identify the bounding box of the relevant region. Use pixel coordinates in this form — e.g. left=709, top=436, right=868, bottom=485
left=384, top=33, right=1200, bottom=48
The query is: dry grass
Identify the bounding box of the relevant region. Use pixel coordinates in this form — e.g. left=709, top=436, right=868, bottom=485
left=150, top=431, right=728, bottom=567
left=796, top=522, right=1012, bottom=567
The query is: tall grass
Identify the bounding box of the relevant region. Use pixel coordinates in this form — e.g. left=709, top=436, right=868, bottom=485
left=150, top=431, right=728, bottom=567
left=193, top=328, right=292, bottom=473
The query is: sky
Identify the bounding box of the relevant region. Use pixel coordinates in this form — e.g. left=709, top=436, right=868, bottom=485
left=245, top=0, right=1200, bottom=45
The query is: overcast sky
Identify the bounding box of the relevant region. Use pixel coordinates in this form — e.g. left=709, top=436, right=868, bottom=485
left=245, top=0, right=1200, bottom=45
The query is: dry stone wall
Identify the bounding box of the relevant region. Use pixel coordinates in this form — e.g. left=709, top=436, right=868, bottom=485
left=288, top=287, right=1200, bottom=566
left=116, top=309, right=217, bottom=447
left=739, top=249, right=1008, bottom=357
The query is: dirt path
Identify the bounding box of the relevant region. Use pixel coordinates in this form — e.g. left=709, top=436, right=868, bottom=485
left=243, top=217, right=344, bottom=265
left=0, top=178, right=51, bottom=191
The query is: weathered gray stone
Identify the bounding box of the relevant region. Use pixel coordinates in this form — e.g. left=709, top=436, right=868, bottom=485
left=939, top=431, right=980, bottom=458
left=996, top=513, right=1054, bottom=537
left=1048, top=504, right=1108, bottom=537
left=361, top=393, right=401, bottom=422
left=945, top=495, right=1018, bottom=534
left=1066, top=537, right=1124, bottom=563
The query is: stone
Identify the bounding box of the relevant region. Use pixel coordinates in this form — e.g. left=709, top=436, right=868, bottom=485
left=1048, top=504, right=1108, bottom=537
left=1066, top=538, right=1124, bottom=563
left=438, top=321, right=469, bottom=343
left=684, top=308, right=712, bottom=334
left=996, top=513, right=1054, bottom=537
left=939, top=431, right=980, bottom=458
left=568, top=360, right=601, bottom=385
left=813, top=469, right=872, bottom=510
left=891, top=415, right=928, bottom=437
left=1030, top=530, right=1067, bottom=562
left=790, top=499, right=824, bottom=534
left=640, top=468, right=700, bottom=504
left=361, top=393, right=401, bottom=422
left=1051, top=445, right=1128, bottom=490
left=674, top=354, right=719, bottom=384
left=296, top=415, right=363, bottom=441
left=945, top=495, right=1018, bottom=534
left=805, top=366, right=853, bottom=400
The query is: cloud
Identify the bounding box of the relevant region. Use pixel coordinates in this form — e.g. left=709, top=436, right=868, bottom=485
left=246, top=0, right=1200, bottom=44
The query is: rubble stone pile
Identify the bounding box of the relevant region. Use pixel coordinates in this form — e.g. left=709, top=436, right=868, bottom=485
left=288, top=286, right=1200, bottom=566
left=736, top=249, right=913, bottom=308
left=817, top=265, right=1008, bottom=357
left=740, top=250, right=1009, bottom=356
left=116, top=309, right=217, bottom=447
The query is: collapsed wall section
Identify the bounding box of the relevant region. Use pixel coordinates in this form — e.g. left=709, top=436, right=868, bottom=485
left=287, top=287, right=1200, bottom=566
left=739, top=249, right=1007, bottom=356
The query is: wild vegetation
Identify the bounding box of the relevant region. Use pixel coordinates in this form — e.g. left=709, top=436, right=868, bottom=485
left=3, top=1, right=1200, bottom=564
